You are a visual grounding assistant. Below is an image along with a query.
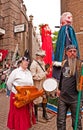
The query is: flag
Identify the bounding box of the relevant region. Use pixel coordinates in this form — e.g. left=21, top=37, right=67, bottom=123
left=0, top=49, right=8, bottom=62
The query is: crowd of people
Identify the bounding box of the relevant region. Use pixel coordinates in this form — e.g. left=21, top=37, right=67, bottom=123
left=0, top=46, right=82, bottom=130
left=0, top=11, right=83, bottom=130
left=0, top=49, right=52, bottom=130
left=0, top=60, right=15, bottom=96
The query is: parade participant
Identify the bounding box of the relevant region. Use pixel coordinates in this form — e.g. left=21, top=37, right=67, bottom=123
left=7, top=56, right=36, bottom=130
left=30, top=49, right=49, bottom=121
left=40, top=24, right=53, bottom=77
left=60, top=12, right=73, bottom=27
left=56, top=45, right=82, bottom=130
left=54, top=12, right=80, bottom=61
left=53, top=12, right=80, bottom=81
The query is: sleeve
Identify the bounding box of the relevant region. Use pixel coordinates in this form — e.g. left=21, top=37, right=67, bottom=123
left=58, top=71, right=63, bottom=90
left=29, top=71, right=34, bottom=85
left=6, top=69, right=16, bottom=91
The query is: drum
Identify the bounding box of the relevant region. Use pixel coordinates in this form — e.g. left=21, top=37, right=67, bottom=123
left=43, top=78, right=58, bottom=98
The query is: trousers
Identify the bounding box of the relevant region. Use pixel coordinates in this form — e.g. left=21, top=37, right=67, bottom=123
left=57, top=99, right=82, bottom=130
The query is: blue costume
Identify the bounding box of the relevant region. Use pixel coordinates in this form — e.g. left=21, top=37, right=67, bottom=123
left=54, top=25, right=80, bottom=62
left=53, top=25, right=80, bottom=80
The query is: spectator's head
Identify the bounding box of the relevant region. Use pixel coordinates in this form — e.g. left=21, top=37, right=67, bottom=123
left=35, top=49, right=46, bottom=61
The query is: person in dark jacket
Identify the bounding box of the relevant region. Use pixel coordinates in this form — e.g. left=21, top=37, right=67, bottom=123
left=56, top=45, right=82, bottom=130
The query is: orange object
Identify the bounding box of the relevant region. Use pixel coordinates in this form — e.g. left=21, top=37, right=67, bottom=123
left=14, top=86, right=44, bottom=108
left=79, top=76, right=83, bottom=91
left=15, top=86, right=38, bottom=94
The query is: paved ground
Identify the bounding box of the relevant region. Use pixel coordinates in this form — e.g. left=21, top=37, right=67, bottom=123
left=0, top=91, right=83, bottom=130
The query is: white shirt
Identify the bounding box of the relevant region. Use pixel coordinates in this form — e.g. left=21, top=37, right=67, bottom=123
left=7, top=66, right=33, bottom=94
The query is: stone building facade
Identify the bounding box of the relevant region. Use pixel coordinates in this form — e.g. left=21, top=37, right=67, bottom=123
left=0, top=0, right=40, bottom=62
left=61, top=0, right=83, bottom=59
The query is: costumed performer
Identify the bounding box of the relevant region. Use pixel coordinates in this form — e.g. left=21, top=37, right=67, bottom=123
left=40, top=24, right=53, bottom=77
left=30, top=49, right=49, bottom=121
left=7, top=55, right=36, bottom=130
left=52, top=12, right=80, bottom=81
left=56, top=44, right=82, bottom=130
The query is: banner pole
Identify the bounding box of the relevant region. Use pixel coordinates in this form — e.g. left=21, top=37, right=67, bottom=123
left=74, top=63, right=83, bottom=130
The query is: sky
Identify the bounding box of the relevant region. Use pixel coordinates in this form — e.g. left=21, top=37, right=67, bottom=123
left=23, top=0, right=61, bottom=32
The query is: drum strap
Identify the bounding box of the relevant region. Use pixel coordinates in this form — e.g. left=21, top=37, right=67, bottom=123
left=35, top=60, right=45, bottom=72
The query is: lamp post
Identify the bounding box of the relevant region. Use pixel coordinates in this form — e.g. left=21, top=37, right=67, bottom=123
left=28, top=15, right=33, bottom=61
left=29, top=15, right=33, bottom=22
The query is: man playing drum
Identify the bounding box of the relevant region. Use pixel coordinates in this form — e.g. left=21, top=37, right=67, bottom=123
left=30, top=49, right=49, bottom=121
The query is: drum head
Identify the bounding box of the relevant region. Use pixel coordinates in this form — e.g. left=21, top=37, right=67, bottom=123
left=43, top=78, right=58, bottom=92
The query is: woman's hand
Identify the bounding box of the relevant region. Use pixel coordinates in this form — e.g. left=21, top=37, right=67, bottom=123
left=56, top=88, right=61, bottom=97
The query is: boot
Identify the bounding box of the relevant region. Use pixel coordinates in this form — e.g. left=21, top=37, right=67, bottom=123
left=34, top=104, right=38, bottom=121
left=42, top=103, right=49, bottom=120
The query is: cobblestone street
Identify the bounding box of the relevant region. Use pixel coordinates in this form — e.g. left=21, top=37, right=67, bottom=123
left=0, top=92, right=83, bottom=130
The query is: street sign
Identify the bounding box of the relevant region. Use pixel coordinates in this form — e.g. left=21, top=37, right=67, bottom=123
left=14, top=23, right=26, bottom=33
left=0, top=28, right=5, bottom=35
